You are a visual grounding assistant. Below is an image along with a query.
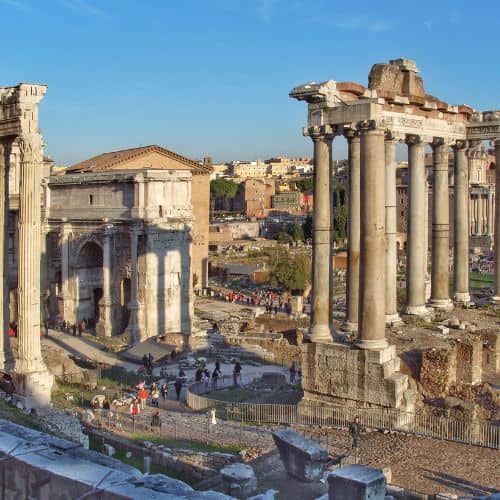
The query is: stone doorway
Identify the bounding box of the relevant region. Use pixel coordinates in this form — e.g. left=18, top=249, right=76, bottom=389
left=76, top=241, right=103, bottom=325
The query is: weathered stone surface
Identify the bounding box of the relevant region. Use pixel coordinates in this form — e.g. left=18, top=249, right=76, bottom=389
left=273, top=429, right=328, bottom=482
left=327, top=465, right=386, bottom=500
left=220, top=463, right=257, bottom=498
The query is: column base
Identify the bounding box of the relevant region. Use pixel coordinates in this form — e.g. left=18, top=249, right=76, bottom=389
left=12, top=365, right=53, bottom=410
left=491, top=295, right=500, bottom=303
left=0, top=351, right=14, bottom=371
left=356, top=337, right=389, bottom=350
left=307, top=324, right=333, bottom=343
left=341, top=321, right=358, bottom=333
left=385, top=313, right=402, bottom=326
left=429, top=298, right=454, bottom=311
left=96, top=321, right=112, bottom=337
left=404, top=305, right=431, bottom=317
left=454, top=292, right=472, bottom=305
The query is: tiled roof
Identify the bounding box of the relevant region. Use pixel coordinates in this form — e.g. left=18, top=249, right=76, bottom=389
left=66, top=145, right=211, bottom=175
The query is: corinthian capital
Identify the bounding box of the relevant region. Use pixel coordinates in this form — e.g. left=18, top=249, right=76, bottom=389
left=405, top=134, right=422, bottom=146
left=308, top=125, right=335, bottom=142
left=17, top=133, right=43, bottom=163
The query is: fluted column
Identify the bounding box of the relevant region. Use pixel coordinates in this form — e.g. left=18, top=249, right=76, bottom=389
left=488, top=190, right=494, bottom=238
left=126, top=224, right=141, bottom=342
left=493, top=139, right=500, bottom=301
left=60, top=220, right=75, bottom=322
left=430, top=139, right=453, bottom=310
left=96, top=224, right=114, bottom=337
left=477, top=192, right=483, bottom=235
left=0, top=140, right=13, bottom=370
left=405, top=135, right=428, bottom=316
left=13, top=133, right=53, bottom=408
left=453, top=141, right=470, bottom=304
left=343, top=129, right=360, bottom=331
left=384, top=135, right=401, bottom=324
left=309, top=126, right=334, bottom=342
left=358, top=122, right=387, bottom=349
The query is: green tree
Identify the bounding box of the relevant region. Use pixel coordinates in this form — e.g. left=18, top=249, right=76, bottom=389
left=210, top=178, right=238, bottom=199
left=290, top=221, right=304, bottom=242
left=296, top=177, right=313, bottom=192
left=277, top=230, right=292, bottom=244
left=303, top=214, right=313, bottom=241
left=270, top=252, right=311, bottom=292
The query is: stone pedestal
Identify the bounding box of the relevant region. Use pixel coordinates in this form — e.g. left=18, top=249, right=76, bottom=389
left=272, top=428, right=329, bottom=482
left=300, top=342, right=414, bottom=412
left=328, top=465, right=386, bottom=500
left=13, top=133, right=53, bottom=409
left=220, top=464, right=257, bottom=498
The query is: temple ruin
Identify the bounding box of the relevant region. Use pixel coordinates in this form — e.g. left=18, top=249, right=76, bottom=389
left=291, top=58, right=500, bottom=410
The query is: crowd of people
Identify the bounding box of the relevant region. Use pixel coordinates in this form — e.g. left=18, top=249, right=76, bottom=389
left=54, top=319, right=88, bottom=337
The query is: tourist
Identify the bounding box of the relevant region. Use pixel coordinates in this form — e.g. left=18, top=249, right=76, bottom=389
left=207, top=408, right=217, bottom=426
left=195, top=367, right=203, bottom=382
left=44, top=321, right=49, bottom=338
left=233, top=361, right=242, bottom=386
left=151, top=410, right=161, bottom=431
left=290, top=361, right=297, bottom=384
left=138, top=386, right=148, bottom=409
left=130, top=398, right=140, bottom=421
left=77, top=322, right=82, bottom=337
left=151, top=387, right=160, bottom=408
left=349, top=416, right=363, bottom=451
left=174, top=379, right=183, bottom=401
left=211, top=366, right=220, bottom=389
left=171, top=349, right=176, bottom=360
left=62, top=320, right=67, bottom=333
left=72, top=323, right=77, bottom=336
left=161, top=383, right=169, bottom=400
left=202, top=370, right=210, bottom=388
left=178, top=368, right=186, bottom=378
left=142, top=354, right=148, bottom=370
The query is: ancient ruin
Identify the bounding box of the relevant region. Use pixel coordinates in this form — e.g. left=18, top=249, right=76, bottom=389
left=0, top=83, right=53, bottom=408
left=290, top=58, right=500, bottom=411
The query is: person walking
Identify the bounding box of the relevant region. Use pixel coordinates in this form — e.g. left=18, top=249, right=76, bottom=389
left=138, top=386, right=148, bottom=410
left=349, top=416, right=363, bottom=452
left=233, top=362, right=242, bottom=386
left=151, top=387, right=160, bottom=408
left=151, top=410, right=161, bottom=432
left=290, top=361, right=297, bottom=384
left=211, top=366, right=220, bottom=389
left=174, top=379, right=183, bottom=402
left=161, top=383, right=169, bottom=401
left=77, top=322, right=82, bottom=337
left=130, top=398, right=140, bottom=424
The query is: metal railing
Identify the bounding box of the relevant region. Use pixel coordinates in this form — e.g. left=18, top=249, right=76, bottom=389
left=187, top=383, right=500, bottom=450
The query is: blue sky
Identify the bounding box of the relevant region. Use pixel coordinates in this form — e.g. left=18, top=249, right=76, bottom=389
left=1, top=0, right=499, bottom=164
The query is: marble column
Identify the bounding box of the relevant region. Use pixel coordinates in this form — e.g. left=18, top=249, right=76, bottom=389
left=96, top=224, right=114, bottom=337
left=60, top=221, right=75, bottom=323
left=405, top=135, right=428, bottom=316
left=477, top=192, right=483, bottom=235
left=488, top=190, right=494, bottom=238
left=309, top=126, right=334, bottom=342
left=453, top=141, right=470, bottom=304
left=358, top=122, right=387, bottom=349
left=343, top=129, right=360, bottom=331
left=430, top=139, right=453, bottom=310
left=13, top=133, right=53, bottom=408
left=126, top=224, right=141, bottom=342
left=0, top=140, right=13, bottom=370
left=384, top=135, right=401, bottom=324
left=493, top=139, right=500, bottom=301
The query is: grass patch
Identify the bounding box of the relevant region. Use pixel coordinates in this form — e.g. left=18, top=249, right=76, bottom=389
left=0, top=401, right=44, bottom=431
left=131, top=432, right=241, bottom=454
left=101, top=366, right=159, bottom=388
left=470, top=271, right=493, bottom=289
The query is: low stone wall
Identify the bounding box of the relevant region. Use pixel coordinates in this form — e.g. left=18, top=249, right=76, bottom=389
left=420, top=348, right=457, bottom=397
left=87, top=428, right=238, bottom=483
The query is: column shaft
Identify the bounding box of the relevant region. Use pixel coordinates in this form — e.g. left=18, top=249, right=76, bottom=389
left=126, top=225, right=140, bottom=342
left=60, top=223, right=75, bottom=322
left=344, top=132, right=360, bottom=331
left=0, top=141, right=13, bottom=370
left=405, top=136, right=428, bottom=315
left=97, top=227, right=113, bottom=336
left=310, top=129, right=333, bottom=342
left=493, top=140, right=500, bottom=300
left=453, top=143, right=470, bottom=304
left=478, top=193, right=483, bottom=235
left=430, top=141, right=453, bottom=309
left=384, top=138, right=400, bottom=323
left=358, top=125, right=387, bottom=349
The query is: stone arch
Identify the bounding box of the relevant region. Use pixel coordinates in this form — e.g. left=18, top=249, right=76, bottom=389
left=76, top=241, right=103, bottom=324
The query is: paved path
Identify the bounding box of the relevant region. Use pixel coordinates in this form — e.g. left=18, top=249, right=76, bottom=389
left=43, top=330, right=137, bottom=371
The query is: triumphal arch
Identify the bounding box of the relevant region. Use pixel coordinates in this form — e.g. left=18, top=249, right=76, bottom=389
left=291, top=58, right=500, bottom=410
left=0, top=83, right=53, bottom=408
